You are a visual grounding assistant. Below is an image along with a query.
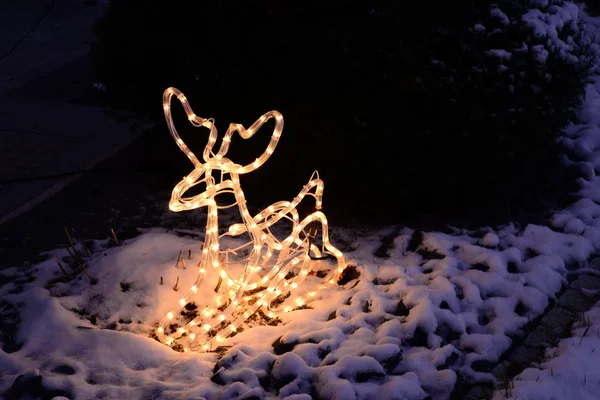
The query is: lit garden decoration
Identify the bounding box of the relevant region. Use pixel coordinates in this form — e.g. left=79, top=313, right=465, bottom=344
left=156, top=87, right=347, bottom=352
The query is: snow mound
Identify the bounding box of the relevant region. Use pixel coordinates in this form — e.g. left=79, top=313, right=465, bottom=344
left=1, top=214, right=595, bottom=399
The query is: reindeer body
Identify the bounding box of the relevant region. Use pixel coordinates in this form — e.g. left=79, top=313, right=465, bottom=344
left=155, top=88, right=346, bottom=352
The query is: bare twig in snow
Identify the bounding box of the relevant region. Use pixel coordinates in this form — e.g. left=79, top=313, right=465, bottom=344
left=64, top=226, right=76, bottom=250
left=65, top=246, right=83, bottom=271
left=64, top=227, right=86, bottom=265
left=72, top=227, right=92, bottom=257
left=77, top=262, right=94, bottom=282
left=579, top=327, right=591, bottom=346
left=54, top=253, right=70, bottom=279
left=214, top=276, right=223, bottom=293
left=64, top=246, right=94, bottom=281
left=111, top=228, right=120, bottom=246
left=175, top=250, right=182, bottom=268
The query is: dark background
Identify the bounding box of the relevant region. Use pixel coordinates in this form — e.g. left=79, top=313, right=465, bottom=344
left=91, top=0, right=594, bottom=227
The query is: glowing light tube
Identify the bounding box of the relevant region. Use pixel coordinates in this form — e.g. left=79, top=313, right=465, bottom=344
left=156, top=87, right=346, bottom=352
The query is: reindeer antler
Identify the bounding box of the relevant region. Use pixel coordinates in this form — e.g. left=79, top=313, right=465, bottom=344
left=163, top=87, right=284, bottom=173
left=215, top=110, right=284, bottom=174
left=163, top=87, right=217, bottom=165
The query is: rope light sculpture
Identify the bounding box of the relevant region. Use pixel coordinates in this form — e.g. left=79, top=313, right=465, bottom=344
left=155, top=87, right=347, bottom=352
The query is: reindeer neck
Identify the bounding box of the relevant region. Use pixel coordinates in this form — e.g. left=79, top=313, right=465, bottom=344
left=231, top=173, right=261, bottom=244
left=202, top=200, right=219, bottom=259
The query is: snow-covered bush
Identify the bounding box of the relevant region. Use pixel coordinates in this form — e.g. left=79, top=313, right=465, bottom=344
left=92, top=0, right=594, bottom=226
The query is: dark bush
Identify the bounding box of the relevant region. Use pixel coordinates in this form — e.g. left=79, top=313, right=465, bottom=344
left=584, top=0, right=600, bottom=15
left=92, top=0, right=594, bottom=227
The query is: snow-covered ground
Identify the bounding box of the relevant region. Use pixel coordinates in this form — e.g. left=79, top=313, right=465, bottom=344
left=0, top=222, right=596, bottom=400
left=2, top=3, right=600, bottom=400
left=493, top=301, right=600, bottom=400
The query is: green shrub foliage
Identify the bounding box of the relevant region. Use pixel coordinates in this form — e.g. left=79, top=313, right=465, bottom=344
left=92, top=0, right=594, bottom=226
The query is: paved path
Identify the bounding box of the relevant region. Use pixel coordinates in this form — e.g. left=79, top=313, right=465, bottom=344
left=0, top=0, right=147, bottom=225
left=0, top=0, right=102, bottom=93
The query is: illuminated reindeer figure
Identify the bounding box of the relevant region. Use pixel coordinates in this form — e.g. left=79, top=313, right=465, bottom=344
left=155, top=87, right=346, bottom=352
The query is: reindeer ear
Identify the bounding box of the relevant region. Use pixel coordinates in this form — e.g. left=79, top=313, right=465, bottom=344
left=163, top=87, right=218, bottom=167
left=215, top=110, right=284, bottom=174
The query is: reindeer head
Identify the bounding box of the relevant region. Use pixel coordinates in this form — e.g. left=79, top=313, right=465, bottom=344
left=162, top=87, right=284, bottom=212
